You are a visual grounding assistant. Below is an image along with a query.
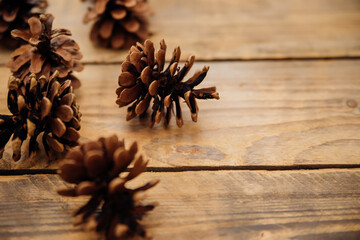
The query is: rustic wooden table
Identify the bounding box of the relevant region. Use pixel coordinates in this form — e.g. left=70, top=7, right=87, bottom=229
left=1, top=0, right=360, bottom=239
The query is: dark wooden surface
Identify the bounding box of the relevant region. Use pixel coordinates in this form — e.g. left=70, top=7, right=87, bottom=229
left=0, top=0, right=360, bottom=239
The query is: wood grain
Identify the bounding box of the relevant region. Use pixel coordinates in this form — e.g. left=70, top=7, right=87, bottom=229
left=1, top=59, right=360, bottom=169
left=0, top=170, right=359, bottom=239
left=0, top=0, right=360, bottom=64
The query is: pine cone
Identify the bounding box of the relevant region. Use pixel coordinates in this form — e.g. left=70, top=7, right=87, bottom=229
left=82, top=0, right=150, bottom=49
left=116, top=39, right=220, bottom=128
left=0, top=0, right=47, bottom=48
left=57, top=135, right=158, bottom=239
left=0, top=71, right=81, bottom=163
left=6, top=13, right=84, bottom=89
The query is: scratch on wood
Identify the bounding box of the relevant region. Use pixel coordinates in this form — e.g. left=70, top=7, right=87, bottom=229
left=176, top=145, right=225, bottom=161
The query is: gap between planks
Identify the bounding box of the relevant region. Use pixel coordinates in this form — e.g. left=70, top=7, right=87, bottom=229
left=2, top=165, right=360, bottom=176
left=1, top=56, right=360, bottom=67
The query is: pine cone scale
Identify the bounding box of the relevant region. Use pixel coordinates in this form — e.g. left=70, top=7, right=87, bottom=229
left=119, top=83, right=142, bottom=103
left=60, top=93, right=74, bottom=106
left=110, top=31, right=125, bottom=48
left=84, top=150, right=107, bottom=178
left=46, top=134, right=65, bottom=152
left=10, top=29, right=31, bottom=41
left=0, top=21, right=8, bottom=32
left=121, top=60, right=136, bottom=74
left=111, top=9, right=127, bottom=20
left=62, top=127, right=80, bottom=142
left=135, top=93, right=151, bottom=114
left=140, top=65, right=151, bottom=84
left=96, top=0, right=109, bottom=14
left=3, top=9, right=19, bottom=22
left=29, top=52, right=44, bottom=73
left=118, top=71, right=136, bottom=87
left=123, top=18, right=140, bottom=33
left=55, top=105, right=74, bottom=122
left=10, top=51, right=32, bottom=72
left=50, top=117, right=66, bottom=137
left=99, top=19, right=114, bottom=39
left=58, top=159, right=88, bottom=184
left=28, top=17, right=42, bottom=40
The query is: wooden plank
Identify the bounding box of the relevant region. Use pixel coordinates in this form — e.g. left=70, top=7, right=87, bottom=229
left=0, top=0, right=360, bottom=64
left=1, top=59, right=360, bottom=169
left=0, top=169, right=359, bottom=239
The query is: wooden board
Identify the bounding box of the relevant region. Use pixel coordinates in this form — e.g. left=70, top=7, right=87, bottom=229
left=0, top=169, right=359, bottom=239
left=1, top=59, right=360, bottom=169
left=0, top=0, right=360, bottom=64
left=0, top=1, right=358, bottom=239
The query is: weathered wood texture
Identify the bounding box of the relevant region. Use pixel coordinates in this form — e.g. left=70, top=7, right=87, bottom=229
left=0, top=0, right=360, bottom=64
left=0, top=170, right=359, bottom=239
left=1, top=60, right=360, bottom=169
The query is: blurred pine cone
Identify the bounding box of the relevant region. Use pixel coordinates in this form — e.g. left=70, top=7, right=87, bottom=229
left=116, top=39, right=220, bottom=128
left=0, top=0, right=47, bottom=48
left=6, top=13, right=84, bottom=88
left=0, top=71, right=81, bottom=163
left=57, top=135, right=158, bottom=239
left=82, top=0, right=150, bottom=49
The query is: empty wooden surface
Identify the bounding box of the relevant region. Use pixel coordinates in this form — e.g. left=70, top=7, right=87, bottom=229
left=0, top=0, right=360, bottom=64
left=1, top=170, right=360, bottom=239
left=1, top=0, right=359, bottom=239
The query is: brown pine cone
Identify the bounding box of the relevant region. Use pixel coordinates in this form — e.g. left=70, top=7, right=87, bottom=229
left=116, top=39, right=220, bottom=128
left=0, top=71, right=81, bottom=163
left=6, top=13, right=84, bottom=88
left=57, top=135, right=158, bottom=239
left=82, top=0, right=150, bottom=49
left=0, top=0, right=47, bottom=48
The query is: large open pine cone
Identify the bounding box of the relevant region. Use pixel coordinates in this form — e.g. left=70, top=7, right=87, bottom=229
left=116, top=39, right=220, bottom=128
left=0, top=71, right=81, bottom=163
left=82, top=0, right=150, bottom=49
left=0, top=0, right=47, bottom=48
left=57, top=135, right=158, bottom=239
left=6, top=13, right=84, bottom=88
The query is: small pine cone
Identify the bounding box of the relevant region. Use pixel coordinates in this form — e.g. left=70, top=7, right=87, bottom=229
left=57, top=135, right=158, bottom=239
left=82, top=0, right=150, bottom=49
left=0, top=0, right=47, bottom=48
left=116, top=39, right=220, bottom=128
left=6, top=13, right=84, bottom=88
left=0, top=71, right=81, bottom=163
